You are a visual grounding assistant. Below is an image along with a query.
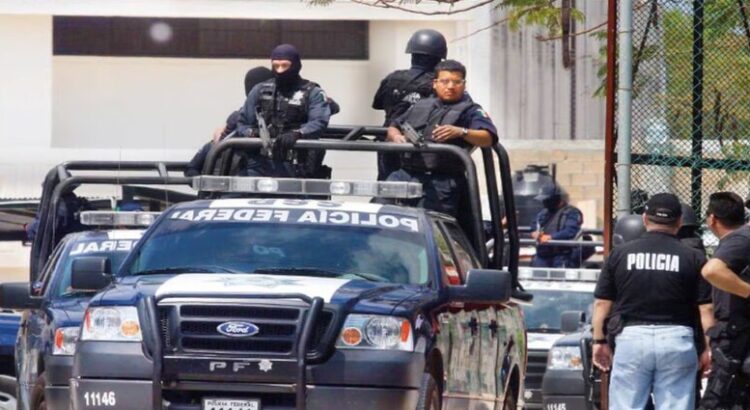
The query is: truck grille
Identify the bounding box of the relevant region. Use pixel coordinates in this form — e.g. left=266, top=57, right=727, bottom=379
left=525, top=349, right=549, bottom=391
left=158, top=301, right=334, bottom=357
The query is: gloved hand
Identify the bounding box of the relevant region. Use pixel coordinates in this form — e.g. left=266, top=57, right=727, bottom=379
left=273, top=131, right=301, bottom=159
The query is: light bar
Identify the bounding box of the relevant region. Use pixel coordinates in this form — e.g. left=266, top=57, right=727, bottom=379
left=192, top=176, right=423, bottom=199
left=79, top=211, right=161, bottom=227
left=518, top=267, right=600, bottom=282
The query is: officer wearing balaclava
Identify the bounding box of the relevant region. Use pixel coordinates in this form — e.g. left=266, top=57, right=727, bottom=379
left=236, top=44, right=332, bottom=178
left=184, top=66, right=274, bottom=177
left=530, top=182, right=584, bottom=268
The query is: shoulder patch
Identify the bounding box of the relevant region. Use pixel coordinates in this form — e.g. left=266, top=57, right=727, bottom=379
left=476, top=108, right=490, bottom=119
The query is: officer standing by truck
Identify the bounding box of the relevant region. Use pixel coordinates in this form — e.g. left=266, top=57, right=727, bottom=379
left=699, top=191, right=750, bottom=410
left=372, top=29, right=446, bottom=181
left=236, top=44, right=331, bottom=178
left=531, top=182, right=584, bottom=268
left=591, top=193, right=713, bottom=410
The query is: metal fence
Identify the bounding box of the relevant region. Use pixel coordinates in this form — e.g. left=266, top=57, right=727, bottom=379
left=611, top=0, right=750, bottom=238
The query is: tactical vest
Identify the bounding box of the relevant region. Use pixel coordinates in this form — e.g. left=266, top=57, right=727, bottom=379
left=257, top=79, right=316, bottom=137
left=537, top=205, right=579, bottom=257
left=382, top=70, right=434, bottom=125
left=401, top=97, right=476, bottom=174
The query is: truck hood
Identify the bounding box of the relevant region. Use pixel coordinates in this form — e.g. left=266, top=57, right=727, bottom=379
left=96, top=273, right=422, bottom=315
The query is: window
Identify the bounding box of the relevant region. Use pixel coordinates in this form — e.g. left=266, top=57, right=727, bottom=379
left=54, top=17, right=368, bottom=60
left=34, top=239, right=67, bottom=296
left=442, top=222, right=480, bottom=275
left=432, top=221, right=461, bottom=285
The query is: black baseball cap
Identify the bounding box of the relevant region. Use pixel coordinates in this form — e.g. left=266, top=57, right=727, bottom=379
left=644, top=193, right=682, bottom=224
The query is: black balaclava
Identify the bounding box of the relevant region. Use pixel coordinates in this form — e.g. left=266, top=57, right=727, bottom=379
left=270, top=44, right=302, bottom=90
left=244, top=66, right=273, bottom=96
left=411, top=53, right=441, bottom=72
left=543, top=195, right=562, bottom=211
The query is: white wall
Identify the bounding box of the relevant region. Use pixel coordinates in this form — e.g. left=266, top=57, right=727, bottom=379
left=0, top=15, right=52, bottom=148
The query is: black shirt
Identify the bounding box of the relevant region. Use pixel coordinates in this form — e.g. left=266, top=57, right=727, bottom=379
left=595, top=231, right=711, bottom=327
left=710, top=225, right=750, bottom=321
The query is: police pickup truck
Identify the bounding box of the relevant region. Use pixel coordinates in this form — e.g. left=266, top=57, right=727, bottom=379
left=0, top=214, right=151, bottom=410
left=69, top=175, right=526, bottom=410
left=518, top=268, right=594, bottom=409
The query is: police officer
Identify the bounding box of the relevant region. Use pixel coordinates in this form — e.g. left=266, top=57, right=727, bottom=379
left=591, top=193, right=713, bottom=410
left=530, top=182, right=584, bottom=268
left=678, top=203, right=706, bottom=255
left=372, top=29, right=446, bottom=181
left=236, top=44, right=331, bottom=178
left=384, top=59, right=497, bottom=218
left=185, top=66, right=274, bottom=177
left=698, top=192, right=750, bottom=410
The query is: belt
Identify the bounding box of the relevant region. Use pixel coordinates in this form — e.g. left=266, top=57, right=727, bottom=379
left=624, top=319, right=688, bottom=327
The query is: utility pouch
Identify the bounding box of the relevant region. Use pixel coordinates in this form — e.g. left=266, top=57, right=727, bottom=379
left=605, top=314, right=624, bottom=350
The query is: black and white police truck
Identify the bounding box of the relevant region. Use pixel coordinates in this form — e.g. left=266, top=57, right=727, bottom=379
left=518, top=268, right=596, bottom=409
left=64, top=128, right=529, bottom=410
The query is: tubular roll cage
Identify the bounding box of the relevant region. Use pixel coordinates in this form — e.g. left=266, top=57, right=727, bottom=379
left=203, top=125, right=521, bottom=283
left=30, top=161, right=192, bottom=282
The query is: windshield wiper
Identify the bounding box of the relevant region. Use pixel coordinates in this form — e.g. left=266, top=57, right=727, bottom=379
left=253, top=267, right=384, bottom=282
left=132, top=265, right=241, bottom=275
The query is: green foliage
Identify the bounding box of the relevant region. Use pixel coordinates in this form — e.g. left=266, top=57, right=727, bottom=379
left=306, top=0, right=584, bottom=37
left=497, top=0, right=584, bottom=36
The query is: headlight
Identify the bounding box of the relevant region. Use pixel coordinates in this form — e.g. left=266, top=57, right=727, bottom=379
left=547, top=346, right=583, bottom=370
left=336, top=314, right=413, bottom=351
left=81, top=307, right=142, bottom=342
left=53, top=327, right=80, bottom=355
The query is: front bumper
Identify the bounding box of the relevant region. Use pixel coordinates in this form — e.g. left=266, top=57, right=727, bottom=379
left=72, top=340, right=424, bottom=410
left=542, top=369, right=588, bottom=410
left=70, top=378, right=419, bottom=410
left=45, top=355, right=73, bottom=410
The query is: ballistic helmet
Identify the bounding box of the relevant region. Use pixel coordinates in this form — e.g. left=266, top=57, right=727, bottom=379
left=405, top=29, right=447, bottom=59
left=612, top=214, right=646, bottom=247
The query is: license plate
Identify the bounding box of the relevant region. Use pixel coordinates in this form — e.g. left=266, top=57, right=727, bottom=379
left=202, top=398, right=260, bottom=410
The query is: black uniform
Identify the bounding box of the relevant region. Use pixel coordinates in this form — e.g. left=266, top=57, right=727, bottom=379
left=237, top=78, right=331, bottom=178
left=372, top=68, right=435, bottom=181
left=387, top=94, right=497, bottom=218
left=595, top=231, right=711, bottom=329
left=699, top=225, right=750, bottom=410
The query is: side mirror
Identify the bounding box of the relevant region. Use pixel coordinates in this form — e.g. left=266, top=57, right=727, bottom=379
left=0, top=282, right=41, bottom=310
left=561, top=310, right=585, bottom=333
left=71, top=257, right=113, bottom=292
left=448, top=269, right=511, bottom=304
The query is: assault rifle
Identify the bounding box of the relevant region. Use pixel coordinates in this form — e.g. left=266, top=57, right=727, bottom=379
left=256, top=110, right=274, bottom=158
left=401, top=122, right=425, bottom=148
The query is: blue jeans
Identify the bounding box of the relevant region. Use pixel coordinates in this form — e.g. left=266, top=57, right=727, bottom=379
left=610, top=325, right=698, bottom=410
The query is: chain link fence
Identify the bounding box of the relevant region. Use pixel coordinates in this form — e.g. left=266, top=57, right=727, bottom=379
left=614, top=0, right=750, bottom=244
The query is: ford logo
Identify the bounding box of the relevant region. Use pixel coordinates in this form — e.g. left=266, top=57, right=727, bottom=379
left=216, top=321, right=260, bottom=338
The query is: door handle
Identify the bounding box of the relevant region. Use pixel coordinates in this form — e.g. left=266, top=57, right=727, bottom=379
left=468, top=317, right=478, bottom=336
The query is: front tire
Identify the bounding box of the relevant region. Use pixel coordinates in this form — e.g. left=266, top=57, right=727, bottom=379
left=416, top=373, right=441, bottom=410
left=0, top=375, right=17, bottom=410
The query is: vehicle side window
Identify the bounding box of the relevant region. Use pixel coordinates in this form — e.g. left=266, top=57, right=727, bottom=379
left=431, top=220, right=462, bottom=285
left=442, top=221, right=480, bottom=274
left=36, top=241, right=66, bottom=296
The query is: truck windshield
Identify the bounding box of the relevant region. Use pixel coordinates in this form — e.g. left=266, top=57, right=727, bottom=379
left=125, top=219, right=430, bottom=284
left=523, top=289, right=593, bottom=332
